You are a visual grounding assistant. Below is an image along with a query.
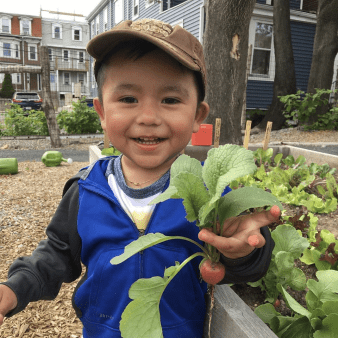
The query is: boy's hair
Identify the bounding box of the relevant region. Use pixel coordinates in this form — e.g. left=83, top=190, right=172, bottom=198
left=96, top=39, right=204, bottom=105
left=87, top=18, right=207, bottom=103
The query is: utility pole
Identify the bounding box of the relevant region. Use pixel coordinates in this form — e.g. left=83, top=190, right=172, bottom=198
left=40, top=46, right=62, bottom=148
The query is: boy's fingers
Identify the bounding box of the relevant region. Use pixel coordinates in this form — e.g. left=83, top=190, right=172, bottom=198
left=248, top=205, right=281, bottom=230
left=247, top=233, right=266, bottom=248
left=0, top=285, right=18, bottom=325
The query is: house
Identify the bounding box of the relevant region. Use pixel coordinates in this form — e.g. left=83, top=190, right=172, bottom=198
left=41, top=10, right=90, bottom=108
left=86, top=0, right=338, bottom=110
left=0, top=12, right=42, bottom=93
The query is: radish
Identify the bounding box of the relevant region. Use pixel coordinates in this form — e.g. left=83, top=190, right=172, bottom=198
left=199, top=259, right=226, bottom=285
left=273, top=299, right=281, bottom=308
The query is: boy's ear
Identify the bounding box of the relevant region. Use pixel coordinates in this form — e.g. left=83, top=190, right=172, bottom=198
left=193, top=101, right=209, bottom=133
left=93, top=97, right=106, bottom=131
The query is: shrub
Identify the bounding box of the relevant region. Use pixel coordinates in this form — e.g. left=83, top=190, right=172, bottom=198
left=56, top=97, right=103, bottom=134
left=279, top=88, right=338, bottom=130
left=2, top=104, right=49, bottom=136
left=0, top=74, right=15, bottom=98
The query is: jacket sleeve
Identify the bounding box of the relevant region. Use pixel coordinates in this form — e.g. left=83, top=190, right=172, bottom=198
left=218, top=225, right=274, bottom=284
left=0, top=178, right=82, bottom=317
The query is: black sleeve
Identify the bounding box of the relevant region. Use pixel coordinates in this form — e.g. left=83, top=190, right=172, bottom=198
left=218, top=226, right=274, bottom=284
left=1, top=178, right=82, bottom=317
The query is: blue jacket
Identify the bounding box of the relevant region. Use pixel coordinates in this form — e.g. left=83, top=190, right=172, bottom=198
left=2, top=157, right=274, bottom=337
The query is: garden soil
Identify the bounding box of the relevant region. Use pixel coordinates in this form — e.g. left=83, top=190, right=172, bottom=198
left=0, top=129, right=337, bottom=337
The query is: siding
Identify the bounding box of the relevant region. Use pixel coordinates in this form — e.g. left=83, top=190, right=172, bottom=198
left=291, top=20, right=316, bottom=91
left=247, top=80, right=274, bottom=110
left=290, top=0, right=301, bottom=10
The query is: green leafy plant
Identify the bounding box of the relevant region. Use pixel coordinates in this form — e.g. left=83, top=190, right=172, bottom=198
left=279, top=89, right=338, bottom=130
left=300, top=226, right=338, bottom=271
left=247, top=224, right=309, bottom=303
left=0, top=74, right=15, bottom=98
left=254, top=271, right=338, bottom=337
left=231, top=150, right=338, bottom=214
left=110, top=145, right=282, bottom=337
left=101, top=146, right=121, bottom=156
left=2, top=104, right=49, bottom=136
left=56, top=97, right=103, bottom=134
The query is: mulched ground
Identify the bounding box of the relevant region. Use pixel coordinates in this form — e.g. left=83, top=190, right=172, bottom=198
left=0, top=162, right=86, bottom=338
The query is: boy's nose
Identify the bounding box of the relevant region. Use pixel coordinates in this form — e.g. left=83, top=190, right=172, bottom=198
left=135, top=104, right=162, bottom=125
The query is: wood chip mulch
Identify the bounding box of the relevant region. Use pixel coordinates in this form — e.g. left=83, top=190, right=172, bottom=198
left=0, top=161, right=88, bottom=338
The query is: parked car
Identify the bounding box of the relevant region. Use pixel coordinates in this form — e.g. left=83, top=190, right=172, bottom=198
left=11, top=92, right=43, bottom=111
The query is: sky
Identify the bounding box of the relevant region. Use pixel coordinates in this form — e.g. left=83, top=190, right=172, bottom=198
left=1, top=0, right=97, bottom=18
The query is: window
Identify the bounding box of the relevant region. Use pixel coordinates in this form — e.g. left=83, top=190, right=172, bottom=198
left=78, top=73, right=85, bottom=84
left=114, top=0, right=124, bottom=24
left=92, top=62, right=96, bottom=88
left=50, top=74, right=55, bottom=83
left=78, top=51, right=84, bottom=63
left=12, top=73, right=21, bottom=84
left=91, top=21, right=95, bottom=37
left=48, top=48, right=53, bottom=61
left=52, top=24, right=62, bottom=39
left=302, top=0, right=318, bottom=13
left=21, top=19, right=30, bottom=35
left=2, top=18, right=10, bottom=33
left=3, top=43, right=11, bottom=57
left=145, top=0, right=154, bottom=9
left=199, top=4, right=206, bottom=44
left=72, top=26, right=82, bottom=41
left=104, top=7, right=108, bottom=31
left=251, top=22, right=273, bottom=77
left=133, top=0, right=139, bottom=18
left=63, top=50, right=69, bottom=62
left=171, top=19, right=183, bottom=28
left=96, top=16, right=99, bottom=35
left=161, top=0, right=187, bottom=12
left=15, top=44, right=19, bottom=58
left=28, top=45, right=37, bottom=60
left=64, top=72, right=70, bottom=85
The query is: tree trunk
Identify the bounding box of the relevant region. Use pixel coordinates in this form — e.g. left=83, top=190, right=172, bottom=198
left=255, top=0, right=297, bottom=131
left=40, top=46, right=62, bottom=148
left=203, top=0, right=256, bottom=145
left=306, top=0, right=338, bottom=124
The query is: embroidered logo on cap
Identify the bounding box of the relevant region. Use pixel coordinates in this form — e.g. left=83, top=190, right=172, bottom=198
left=130, top=19, right=173, bottom=38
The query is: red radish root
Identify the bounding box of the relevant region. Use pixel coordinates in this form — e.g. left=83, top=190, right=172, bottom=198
left=200, top=259, right=225, bottom=285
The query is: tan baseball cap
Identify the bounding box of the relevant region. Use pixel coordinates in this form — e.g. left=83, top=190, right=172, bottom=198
left=86, top=18, right=207, bottom=99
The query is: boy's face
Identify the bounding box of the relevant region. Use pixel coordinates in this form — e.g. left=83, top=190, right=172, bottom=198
left=94, top=48, right=209, bottom=173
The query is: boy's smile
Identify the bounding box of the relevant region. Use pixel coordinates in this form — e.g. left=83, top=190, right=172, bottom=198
left=94, top=48, right=209, bottom=184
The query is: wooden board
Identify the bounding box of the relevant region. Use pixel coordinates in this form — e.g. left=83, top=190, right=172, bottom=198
left=206, top=284, right=278, bottom=338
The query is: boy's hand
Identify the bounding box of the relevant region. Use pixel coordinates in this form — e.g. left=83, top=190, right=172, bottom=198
left=198, top=205, right=280, bottom=260
left=0, top=285, right=18, bottom=325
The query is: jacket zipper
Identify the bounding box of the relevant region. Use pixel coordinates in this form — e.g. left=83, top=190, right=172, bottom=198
left=81, top=182, right=158, bottom=279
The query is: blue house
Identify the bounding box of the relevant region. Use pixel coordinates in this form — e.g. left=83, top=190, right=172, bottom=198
left=86, top=0, right=338, bottom=110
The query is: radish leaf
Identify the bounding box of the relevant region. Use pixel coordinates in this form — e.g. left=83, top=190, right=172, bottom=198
left=202, top=145, right=257, bottom=204
left=218, top=186, right=282, bottom=224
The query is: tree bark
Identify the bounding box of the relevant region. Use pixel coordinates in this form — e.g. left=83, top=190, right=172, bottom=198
left=203, top=0, right=256, bottom=145
left=255, top=0, right=297, bottom=131
left=40, top=46, right=62, bottom=148
left=306, top=0, right=338, bottom=124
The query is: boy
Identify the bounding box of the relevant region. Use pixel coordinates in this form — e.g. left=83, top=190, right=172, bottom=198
left=0, top=19, right=279, bottom=337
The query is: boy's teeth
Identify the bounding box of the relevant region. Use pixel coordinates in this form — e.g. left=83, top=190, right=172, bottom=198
left=137, top=137, right=162, bottom=144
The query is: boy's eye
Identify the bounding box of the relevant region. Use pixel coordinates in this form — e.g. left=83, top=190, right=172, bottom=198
left=120, top=97, right=137, bottom=103
left=162, top=98, right=180, bottom=104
